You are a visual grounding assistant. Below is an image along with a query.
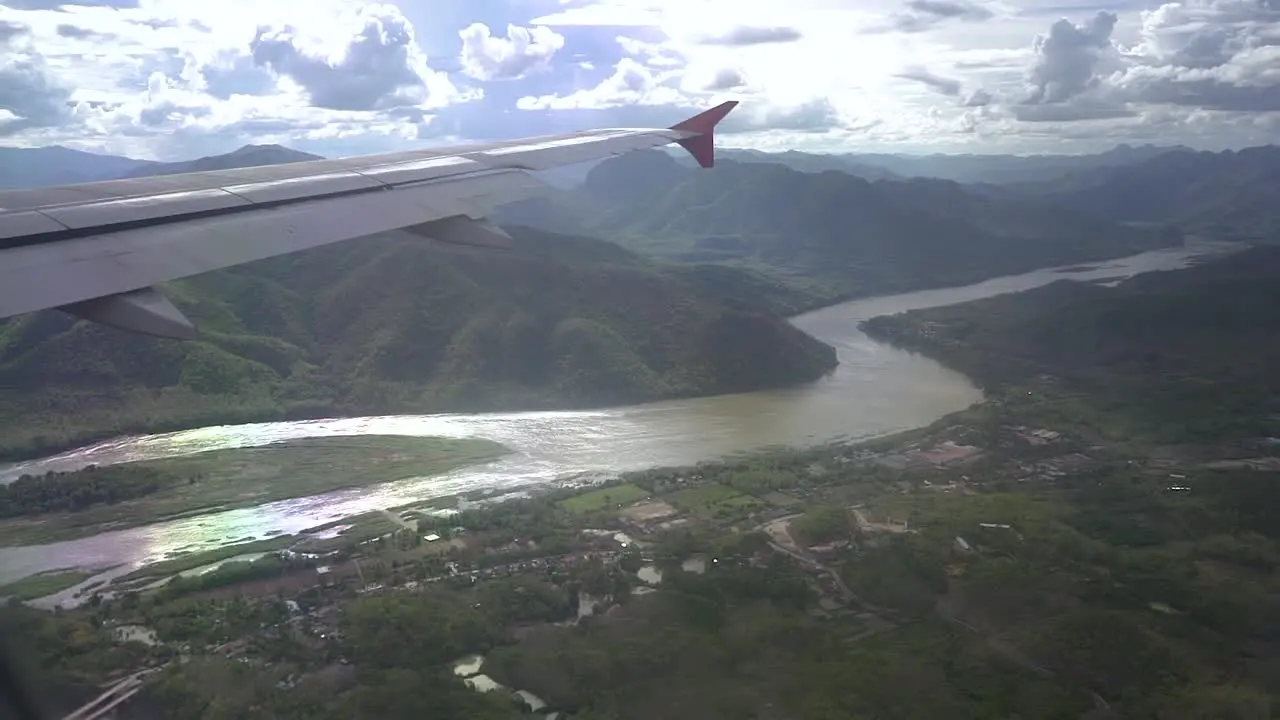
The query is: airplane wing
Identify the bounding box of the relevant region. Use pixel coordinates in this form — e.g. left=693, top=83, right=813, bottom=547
left=0, top=101, right=738, bottom=339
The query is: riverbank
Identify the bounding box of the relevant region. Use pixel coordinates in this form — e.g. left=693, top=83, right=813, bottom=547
left=0, top=568, right=99, bottom=601
left=0, top=435, right=507, bottom=546
left=0, top=244, right=1226, bottom=586
left=0, top=237, right=1203, bottom=465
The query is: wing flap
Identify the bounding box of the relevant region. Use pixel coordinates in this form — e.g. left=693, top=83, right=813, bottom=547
left=61, top=287, right=196, bottom=340
left=40, top=188, right=251, bottom=230
left=407, top=215, right=515, bottom=250
left=353, top=156, right=482, bottom=186
left=222, top=171, right=383, bottom=204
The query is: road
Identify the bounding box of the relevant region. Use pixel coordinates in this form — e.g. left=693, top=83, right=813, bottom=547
left=758, top=515, right=891, bottom=617
left=63, top=667, right=162, bottom=720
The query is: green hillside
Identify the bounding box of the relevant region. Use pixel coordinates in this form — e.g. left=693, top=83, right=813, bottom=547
left=0, top=226, right=836, bottom=460
left=861, top=245, right=1280, bottom=444
left=498, top=151, right=1179, bottom=299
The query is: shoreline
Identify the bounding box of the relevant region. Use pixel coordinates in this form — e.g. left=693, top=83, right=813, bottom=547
left=0, top=435, right=509, bottom=547
left=7, top=411, right=971, bottom=609
left=0, top=361, right=840, bottom=468
left=0, top=241, right=1220, bottom=588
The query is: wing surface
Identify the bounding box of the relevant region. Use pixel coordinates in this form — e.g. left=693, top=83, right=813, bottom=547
left=0, top=101, right=738, bottom=338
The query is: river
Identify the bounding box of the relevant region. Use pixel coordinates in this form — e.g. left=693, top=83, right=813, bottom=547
left=0, top=243, right=1228, bottom=586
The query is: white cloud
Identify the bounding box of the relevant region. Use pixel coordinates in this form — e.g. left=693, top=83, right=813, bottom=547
left=0, top=0, right=1275, bottom=159
left=517, top=56, right=684, bottom=109
left=249, top=4, right=460, bottom=111
left=458, top=22, right=565, bottom=81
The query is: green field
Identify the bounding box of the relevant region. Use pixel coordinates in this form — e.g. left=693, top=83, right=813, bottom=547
left=558, top=483, right=650, bottom=513
left=663, top=484, right=759, bottom=512
left=1, top=435, right=508, bottom=547
left=0, top=569, right=96, bottom=600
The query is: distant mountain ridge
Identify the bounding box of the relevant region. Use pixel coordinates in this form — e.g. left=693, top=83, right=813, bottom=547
left=116, top=144, right=321, bottom=178
left=841, top=143, right=1192, bottom=184
left=0, top=140, right=1234, bottom=189
left=498, top=150, right=1181, bottom=299
left=713, top=149, right=903, bottom=181
left=1012, top=145, right=1280, bottom=240
left=0, top=146, right=156, bottom=190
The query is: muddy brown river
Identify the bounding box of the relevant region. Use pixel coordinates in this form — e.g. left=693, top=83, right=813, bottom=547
left=0, top=244, right=1227, bottom=587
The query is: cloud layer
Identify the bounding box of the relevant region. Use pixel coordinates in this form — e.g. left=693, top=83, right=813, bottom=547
left=0, top=0, right=1277, bottom=159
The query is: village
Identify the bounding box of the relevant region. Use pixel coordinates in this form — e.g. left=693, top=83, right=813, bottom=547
left=26, top=396, right=1280, bottom=719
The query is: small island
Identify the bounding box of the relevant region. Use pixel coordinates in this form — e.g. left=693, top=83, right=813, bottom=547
left=0, top=435, right=508, bottom=546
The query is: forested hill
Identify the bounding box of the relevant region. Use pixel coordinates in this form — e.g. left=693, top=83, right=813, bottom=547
left=498, top=151, right=1178, bottom=299
left=0, top=226, right=836, bottom=460
left=861, top=246, right=1280, bottom=443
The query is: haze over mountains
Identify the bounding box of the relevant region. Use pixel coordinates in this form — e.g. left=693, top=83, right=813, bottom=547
left=0, top=146, right=155, bottom=191
left=717, top=144, right=1186, bottom=185
left=1011, top=146, right=1280, bottom=240
left=1, top=138, right=1276, bottom=458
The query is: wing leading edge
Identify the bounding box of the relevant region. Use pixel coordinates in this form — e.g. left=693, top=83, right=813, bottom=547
left=0, top=101, right=739, bottom=339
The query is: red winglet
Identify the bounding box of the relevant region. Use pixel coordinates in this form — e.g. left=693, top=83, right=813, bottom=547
left=669, top=100, right=738, bottom=168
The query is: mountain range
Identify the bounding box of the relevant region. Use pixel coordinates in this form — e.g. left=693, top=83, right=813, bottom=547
left=574, top=143, right=1194, bottom=186
left=1007, top=145, right=1280, bottom=240
left=0, top=146, right=155, bottom=190
left=717, top=144, right=1280, bottom=241
left=498, top=151, right=1179, bottom=299
left=116, top=144, right=321, bottom=178
left=837, top=143, right=1188, bottom=184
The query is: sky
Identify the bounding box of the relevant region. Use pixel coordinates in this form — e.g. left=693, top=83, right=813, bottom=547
left=0, top=0, right=1277, bottom=160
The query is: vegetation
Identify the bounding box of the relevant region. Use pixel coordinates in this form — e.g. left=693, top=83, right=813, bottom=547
left=861, top=245, right=1280, bottom=444
left=558, top=483, right=650, bottom=513
left=0, top=603, right=164, bottom=718
left=0, top=435, right=504, bottom=546
left=663, top=483, right=761, bottom=517
left=790, top=505, right=851, bottom=546
left=0, top=569, right=96, bottom=601
left=0, top=463, right=171, bottom=517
